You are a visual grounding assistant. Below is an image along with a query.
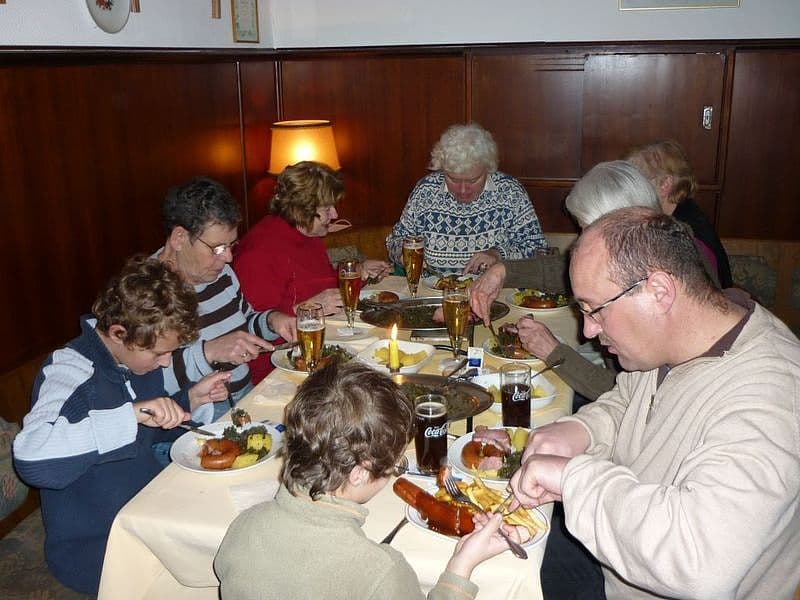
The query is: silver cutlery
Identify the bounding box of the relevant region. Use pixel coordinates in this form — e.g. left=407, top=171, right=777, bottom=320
left=381, top=517, right=409, bottom=545
left=138, top=407, right=215, bottom=436
left=442, top=472, right=528, bottom=560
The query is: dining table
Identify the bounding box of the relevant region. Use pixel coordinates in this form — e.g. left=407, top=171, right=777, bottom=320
left=98, top=276, right=583, bottom=600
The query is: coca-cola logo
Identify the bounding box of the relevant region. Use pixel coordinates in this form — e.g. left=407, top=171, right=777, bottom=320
left=424, top=423, right=448, bottom=438
left=511, top=388, right=530, bottom=403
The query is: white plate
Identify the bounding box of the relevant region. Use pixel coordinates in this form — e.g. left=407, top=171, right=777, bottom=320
left=170, top=421, right=283, bottom=474
left=421, top=274, right=476, bottom=290
left=86, top=0, right=131, bottom=33
left=356, top=339, right=435, bottom=374
left=270, top=345, right=356, bottom=375
left=482, top=339, right=545, bottom=365
left=503, top=290, right=573, bottom=315
left=470, top=373, right=556, bottom=413
left=403, top=479, right=548, bottom=548
left=448, top=431, right=530, bottom=485
left=325, top=325, right=374, bottom=343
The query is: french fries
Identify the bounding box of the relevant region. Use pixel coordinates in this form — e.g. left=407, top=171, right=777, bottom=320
left=434, top=475, right=546, bottom=536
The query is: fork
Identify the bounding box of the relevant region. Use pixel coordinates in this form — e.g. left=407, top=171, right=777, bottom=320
left=442, top=473, right=528, bottom=559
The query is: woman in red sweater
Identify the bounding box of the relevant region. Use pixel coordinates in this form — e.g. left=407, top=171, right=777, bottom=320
left=234, top=161, right=389, bottom=383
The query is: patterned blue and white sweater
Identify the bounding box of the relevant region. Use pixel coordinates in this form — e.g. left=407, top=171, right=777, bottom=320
left=386, top=171, right=546, bottom=274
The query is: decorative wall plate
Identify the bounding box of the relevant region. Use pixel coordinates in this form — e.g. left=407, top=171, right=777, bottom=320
left=86, top=0, right=131, bottom=33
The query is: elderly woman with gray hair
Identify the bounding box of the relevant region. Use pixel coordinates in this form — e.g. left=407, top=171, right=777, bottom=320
left=386, top=122, right=547, bottom=275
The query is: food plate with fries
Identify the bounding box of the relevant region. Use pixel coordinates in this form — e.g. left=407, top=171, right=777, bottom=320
left=403, top=475, right=549, bottom=547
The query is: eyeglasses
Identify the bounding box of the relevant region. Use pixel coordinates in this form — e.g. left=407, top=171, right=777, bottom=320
left=577, top=278, right=647, bottom=323
left=195, top=237, right=238, bottom=256
left=444, top=171, right=486, bottom=186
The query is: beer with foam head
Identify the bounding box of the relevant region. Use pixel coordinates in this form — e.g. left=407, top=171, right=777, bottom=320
left=296, top=302, right=326, bottom=372
left=402, top=236, right=424, bottom=298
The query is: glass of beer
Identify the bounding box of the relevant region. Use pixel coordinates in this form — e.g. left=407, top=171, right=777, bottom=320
left=296, top=302, right=326, bottom=372
left=414, top=394, right=448, bottom=475
left=500, top=363, right=531, bottom=428
left=337, top=259, right=362, bottom=332
left=442, top=286, right=470, bottom=360
left=402, top=235, right=425, bottom=298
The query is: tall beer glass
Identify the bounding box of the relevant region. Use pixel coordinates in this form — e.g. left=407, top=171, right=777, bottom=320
left=337, top=259, right=362, bottom=332
left=414, top=394, right=448, bottom=475
left=402, top=235, right=425, bottom=298
left=296, top=302, right=325, bottom=372
left=442, top=286, right=470, bottom=360
left=500, top=363, right=531, bottom=428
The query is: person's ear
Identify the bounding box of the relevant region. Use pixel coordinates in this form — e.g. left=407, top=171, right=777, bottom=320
left=348, top=464, right=371, bottom=487
left=168, top=226, right=189, bottom=251
left=659, top=175, right=674, bottom=198
left=107, top=324, right=129, bottom=347
left=646, top=271, right=676, bottom=314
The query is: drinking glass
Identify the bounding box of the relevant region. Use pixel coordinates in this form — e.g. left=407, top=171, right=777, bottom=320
left=414, top=394, right=448, bottom=475
left=500, top=363, right=531, bottom=428
left=442, top=286, right=470, bottom=360
left=337, top=259, right=363, bottom=332
left=402, top=235, right=425, bottom=298
left=296, top=302, right=326, bottom=372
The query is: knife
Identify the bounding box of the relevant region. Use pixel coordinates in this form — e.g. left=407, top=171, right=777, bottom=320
left=139, top=407, right=216, bottom=436
left=269, top=341, right=299, bottom=352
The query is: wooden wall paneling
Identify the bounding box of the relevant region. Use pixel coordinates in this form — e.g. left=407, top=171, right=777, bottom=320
left=471, top=51, right=585, bottom=233
left=719, top=50, right=800, bottom=239
left=582, top=52, right=727, bottom=184
left=0, top=60, right=243, bottom=371
left=278, top=55, right=466, bottom=228
left=239, top=60, right=279, bottom=227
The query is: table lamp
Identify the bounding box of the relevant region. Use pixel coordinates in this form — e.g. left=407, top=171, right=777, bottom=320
left=268, top=120, right=341, bottom=175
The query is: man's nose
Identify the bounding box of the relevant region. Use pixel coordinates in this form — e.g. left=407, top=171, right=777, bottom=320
left=582, top=316, right=602, bottom=339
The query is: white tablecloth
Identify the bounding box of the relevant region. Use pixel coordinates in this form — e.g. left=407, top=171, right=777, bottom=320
left=98, top=278, right=580, bottom=600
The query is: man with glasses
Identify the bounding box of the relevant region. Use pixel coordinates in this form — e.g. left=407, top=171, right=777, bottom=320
left=155, top=177, right=295, bottom=422
left=511, top=207, right=800, bottom=599
left=386, top=122, right=547, bottom=275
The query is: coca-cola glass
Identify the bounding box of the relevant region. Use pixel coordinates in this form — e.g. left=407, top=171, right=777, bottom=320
left=500, top=363, right=531, bottom=428
left=414, top=394, right=448, bottom=475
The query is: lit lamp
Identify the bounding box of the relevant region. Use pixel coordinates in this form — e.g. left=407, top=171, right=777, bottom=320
left=268, top=120, right=341, bottom=175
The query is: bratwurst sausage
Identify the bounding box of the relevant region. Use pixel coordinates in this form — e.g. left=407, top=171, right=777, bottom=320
left=393, top=478, right=475, bottom=536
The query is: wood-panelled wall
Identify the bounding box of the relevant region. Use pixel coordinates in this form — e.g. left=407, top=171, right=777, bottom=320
left=1, top=40, right=799, bottom=380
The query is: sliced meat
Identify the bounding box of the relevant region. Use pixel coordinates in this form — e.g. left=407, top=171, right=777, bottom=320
left=472, top=425, right=513, bottom=454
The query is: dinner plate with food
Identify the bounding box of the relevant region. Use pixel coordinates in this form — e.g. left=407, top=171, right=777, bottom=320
left=470, top=373, right=556, bottom=412
left=448, top=426, right=530, bottom=484
left=170, top=419, right=283, bottom=474
left=270, top=344, right=356, bottom=374
left=421, top=273, right=477, bottom=291
left=482, top=323, right=545, bottom=363
left=393, top=474, right=548, bottom=547
left=356, top=339, right=434, bottom=374
left=357, top=289, right=404, bottom=311
left=503, top=289, right=572, bottom=314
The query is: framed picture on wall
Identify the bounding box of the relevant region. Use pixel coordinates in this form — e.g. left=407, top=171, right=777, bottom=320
left=231, top=0, right=259, bottom=43
left=620, top=0, right=739, bottom=8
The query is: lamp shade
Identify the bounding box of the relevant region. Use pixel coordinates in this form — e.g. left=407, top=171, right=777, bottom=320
left=268, top=120, right=341, bottom=175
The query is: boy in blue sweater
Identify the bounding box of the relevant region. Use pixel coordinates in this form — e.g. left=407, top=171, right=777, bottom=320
left=13, top=255, right=230, bottom=595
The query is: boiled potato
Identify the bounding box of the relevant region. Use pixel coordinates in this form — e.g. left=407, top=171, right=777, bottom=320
left=246, top=432, right=272, bottom=453
left=373, top=347, right=426, bottom=366
left=487, top=385, right=502, bottom=404
left=511, top=427, right=529, bottom=452
left=231, top=453, right=259, bottom=469
left=532, top=385, right=550, bottom=398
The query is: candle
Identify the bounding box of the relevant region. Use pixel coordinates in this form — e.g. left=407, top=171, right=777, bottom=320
left=388, top=324, right=400, bottom=372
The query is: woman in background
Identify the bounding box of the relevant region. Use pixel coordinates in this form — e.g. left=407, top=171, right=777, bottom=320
left=234, top=161, right=390, bottom=383
left=627, top=139, right=732, bottom=288
left=386, top=122, right=546, bottom=275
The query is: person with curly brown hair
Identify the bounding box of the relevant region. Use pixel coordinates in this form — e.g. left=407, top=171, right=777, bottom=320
left=13, top=256, right=230, bottom=595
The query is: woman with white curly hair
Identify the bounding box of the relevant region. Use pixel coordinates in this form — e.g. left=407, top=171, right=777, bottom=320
left=386, top=122, right=546, bottom=275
